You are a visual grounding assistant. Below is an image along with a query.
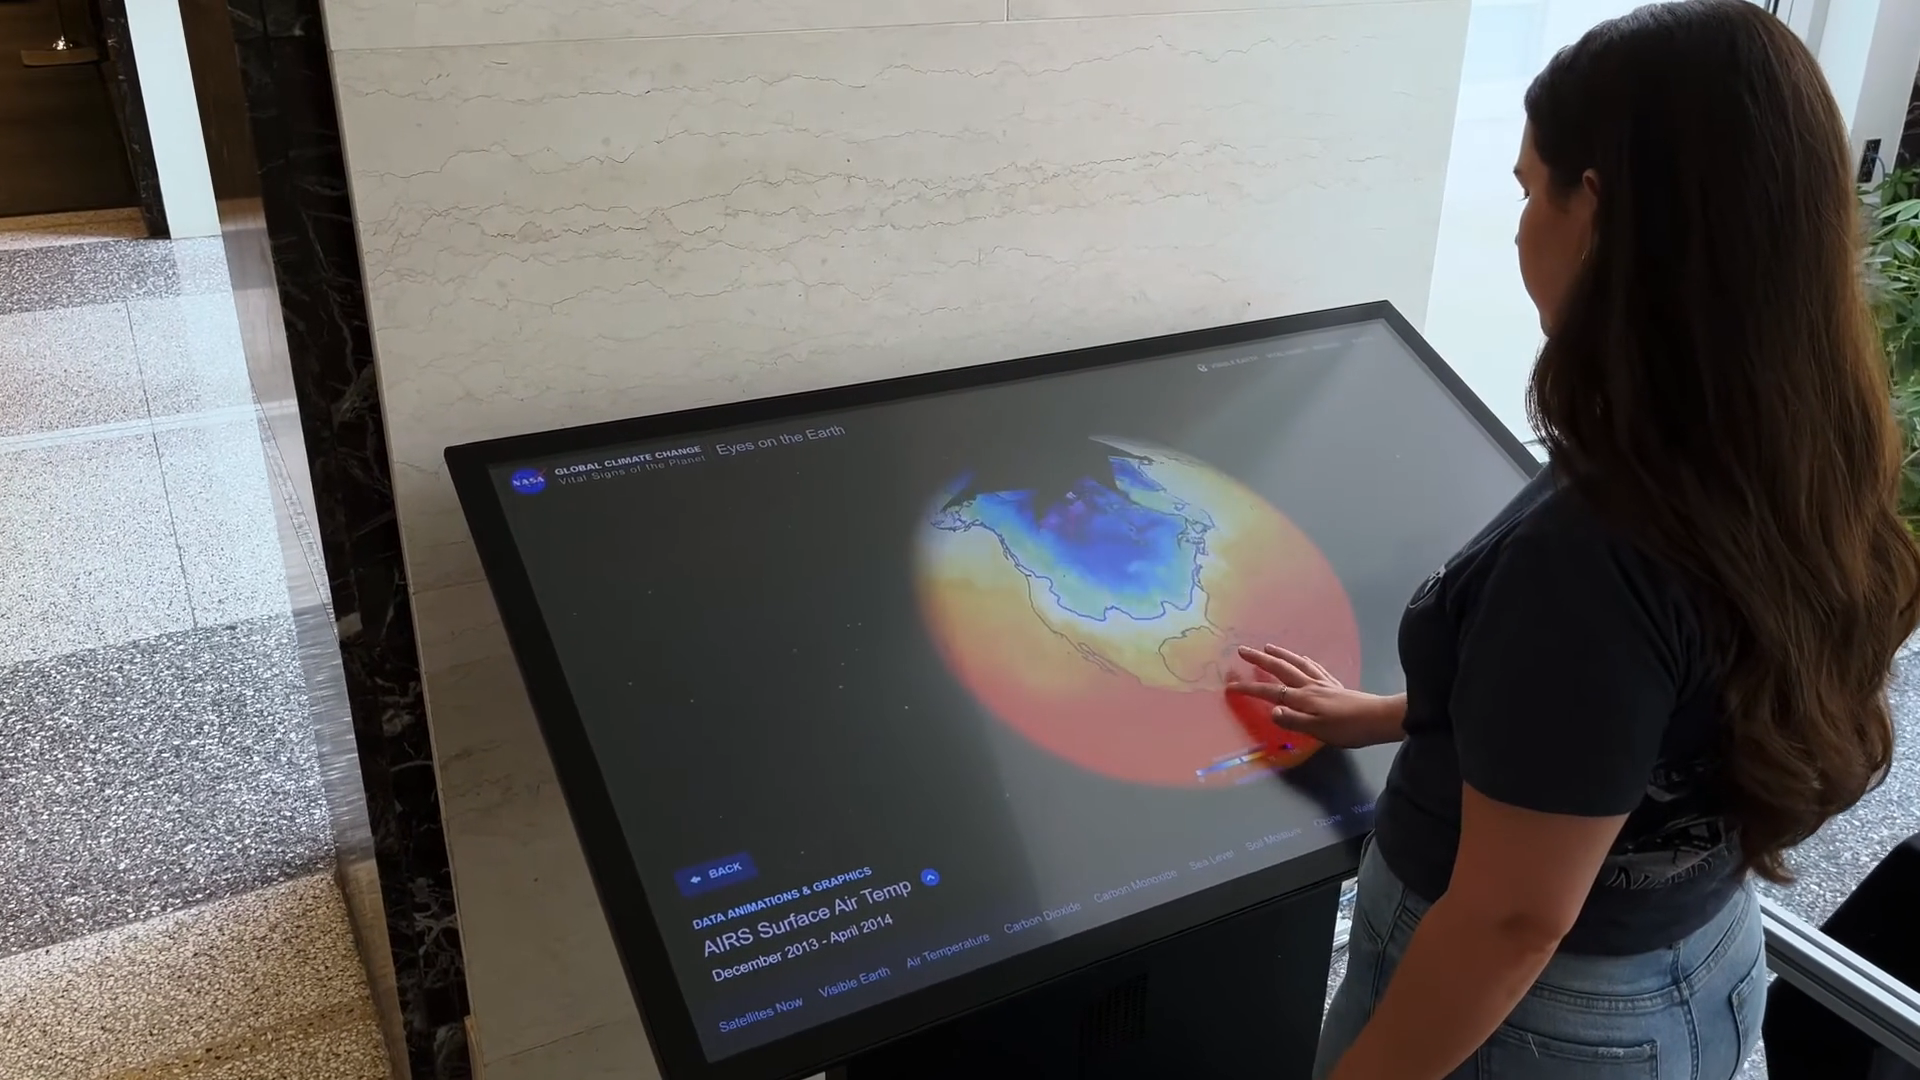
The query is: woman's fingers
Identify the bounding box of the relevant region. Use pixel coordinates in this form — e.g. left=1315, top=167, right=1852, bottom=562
left=1235, top=645, right=1311, bottom=686
left=1273, top=706, right=1323, bottom=732
left=1226, top=679, right=1328, bottom=724
left=1262, top=644, right=1339, bottom=687
left=1224, top=677, right=1285, bottom=703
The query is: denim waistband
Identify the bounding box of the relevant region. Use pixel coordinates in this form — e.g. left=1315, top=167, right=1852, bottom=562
left=1357, top=837, right=1760, bottom=1005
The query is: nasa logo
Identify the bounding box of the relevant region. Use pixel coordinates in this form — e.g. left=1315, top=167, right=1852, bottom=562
left=510, top=468, right=547, bottom=495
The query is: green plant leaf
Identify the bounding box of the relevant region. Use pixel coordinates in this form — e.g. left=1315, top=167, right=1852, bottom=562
left=1866, top=168, right=1920, bottom=529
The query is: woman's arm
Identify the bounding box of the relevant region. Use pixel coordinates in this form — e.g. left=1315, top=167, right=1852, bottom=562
left=1327, top=785, right=1628, bottom=1080
left=1369, top=692, right=1409, bottom=744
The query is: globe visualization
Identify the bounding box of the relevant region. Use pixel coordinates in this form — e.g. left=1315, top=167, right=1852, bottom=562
left=913, top=436, right=1361, bottom=788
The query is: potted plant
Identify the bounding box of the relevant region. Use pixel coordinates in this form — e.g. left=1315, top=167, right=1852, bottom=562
left=1865, top=167, right=1920, bottom=527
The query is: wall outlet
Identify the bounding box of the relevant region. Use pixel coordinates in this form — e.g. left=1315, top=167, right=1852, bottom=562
left=1859, top=138, right=1883, bottom=185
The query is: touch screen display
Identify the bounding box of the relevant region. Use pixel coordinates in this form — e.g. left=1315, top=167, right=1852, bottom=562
left=485, top=318, right=1529, bottom=1060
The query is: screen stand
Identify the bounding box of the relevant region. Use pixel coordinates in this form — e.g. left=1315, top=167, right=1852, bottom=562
left=829, top=879, right=1342, bottom=1080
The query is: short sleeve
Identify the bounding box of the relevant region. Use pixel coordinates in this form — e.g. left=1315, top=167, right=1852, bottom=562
left=1450, top=523, right=1681, bottom=818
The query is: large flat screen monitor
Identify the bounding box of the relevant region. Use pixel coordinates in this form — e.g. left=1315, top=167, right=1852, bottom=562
left=447, top=302, right=1539, bottom=1080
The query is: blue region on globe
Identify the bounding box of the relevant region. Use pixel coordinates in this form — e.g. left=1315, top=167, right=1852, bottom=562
left=935, top=452, right=1215, bottom=623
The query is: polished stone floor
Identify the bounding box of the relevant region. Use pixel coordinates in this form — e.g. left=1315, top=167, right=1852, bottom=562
left=0, top=233, right=327, bottom=955
left=0, top=873, right=387, bottom=1080
left=0, top=208, right=147, bottom=252
left=0, top=617, right=330, bottom=955
left=0, top=221, right=383, bottom=1078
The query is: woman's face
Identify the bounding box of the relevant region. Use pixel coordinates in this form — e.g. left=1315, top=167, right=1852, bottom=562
left=1515, top=124, right=1599, bottom=335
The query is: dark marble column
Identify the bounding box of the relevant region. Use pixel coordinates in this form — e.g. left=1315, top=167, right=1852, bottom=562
left=92, top=0, right=167, bottom=236
left=174, top=0, right=472, bottom=1075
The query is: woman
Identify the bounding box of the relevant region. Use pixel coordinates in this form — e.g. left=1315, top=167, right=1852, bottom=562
left=1228, top=2, right=1920, bottom=1077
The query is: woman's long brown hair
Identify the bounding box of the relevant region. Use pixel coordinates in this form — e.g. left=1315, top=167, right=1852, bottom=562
left=1525, top=0, right=1920, bottom=882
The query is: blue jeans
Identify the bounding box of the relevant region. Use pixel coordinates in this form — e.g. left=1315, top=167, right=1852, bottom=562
left=1315, top=841, right=1767, bottom=1079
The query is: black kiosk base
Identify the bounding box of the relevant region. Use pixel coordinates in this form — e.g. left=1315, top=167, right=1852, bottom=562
left=832, top=879, right=1342, bottom=1080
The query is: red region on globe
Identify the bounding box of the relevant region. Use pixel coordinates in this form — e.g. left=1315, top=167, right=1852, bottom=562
left=916, top=440, right=1361, bottom=789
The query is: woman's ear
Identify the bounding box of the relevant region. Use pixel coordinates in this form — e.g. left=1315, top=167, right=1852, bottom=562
left=1577, top=168, right=1602, bottom=255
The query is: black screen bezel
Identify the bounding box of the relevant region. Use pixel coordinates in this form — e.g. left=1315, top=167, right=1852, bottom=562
left=444, top=300, right=1541, bottom=1080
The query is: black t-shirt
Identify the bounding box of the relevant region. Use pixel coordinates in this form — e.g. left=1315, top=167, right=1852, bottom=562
left=1372, top=464, right=1743, bottom=956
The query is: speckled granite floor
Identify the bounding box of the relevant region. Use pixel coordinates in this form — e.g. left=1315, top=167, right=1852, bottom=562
left=0, top=233, right=319, bottom=957
left=0, top=236, right=228, bottom=316
left=0, top=872, right=387, bottom=1080
left=0, top=209, right=148, bottom=252
left=0, top=230, right=385, bottom=1076
left=0, top=615, right=332, bottom=956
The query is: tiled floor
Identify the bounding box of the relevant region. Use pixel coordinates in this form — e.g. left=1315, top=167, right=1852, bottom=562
left=0, top=267, right=289, bottom=667
left=0, top=237, right=229, bottom=317
left=0, top=616, right=330, bottom=955
left=0, top=873, right=386, bottom=1080
left=0, top=209, right=148, bottom=252
left=0, top=222, right=385, bottom=1076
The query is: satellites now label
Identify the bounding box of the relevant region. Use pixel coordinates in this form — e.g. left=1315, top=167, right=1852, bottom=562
left=676, top=853, right=760, bottom=898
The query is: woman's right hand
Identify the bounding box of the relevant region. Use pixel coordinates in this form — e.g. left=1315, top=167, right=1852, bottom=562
left=1225, top=644, right=1407, bottom=749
